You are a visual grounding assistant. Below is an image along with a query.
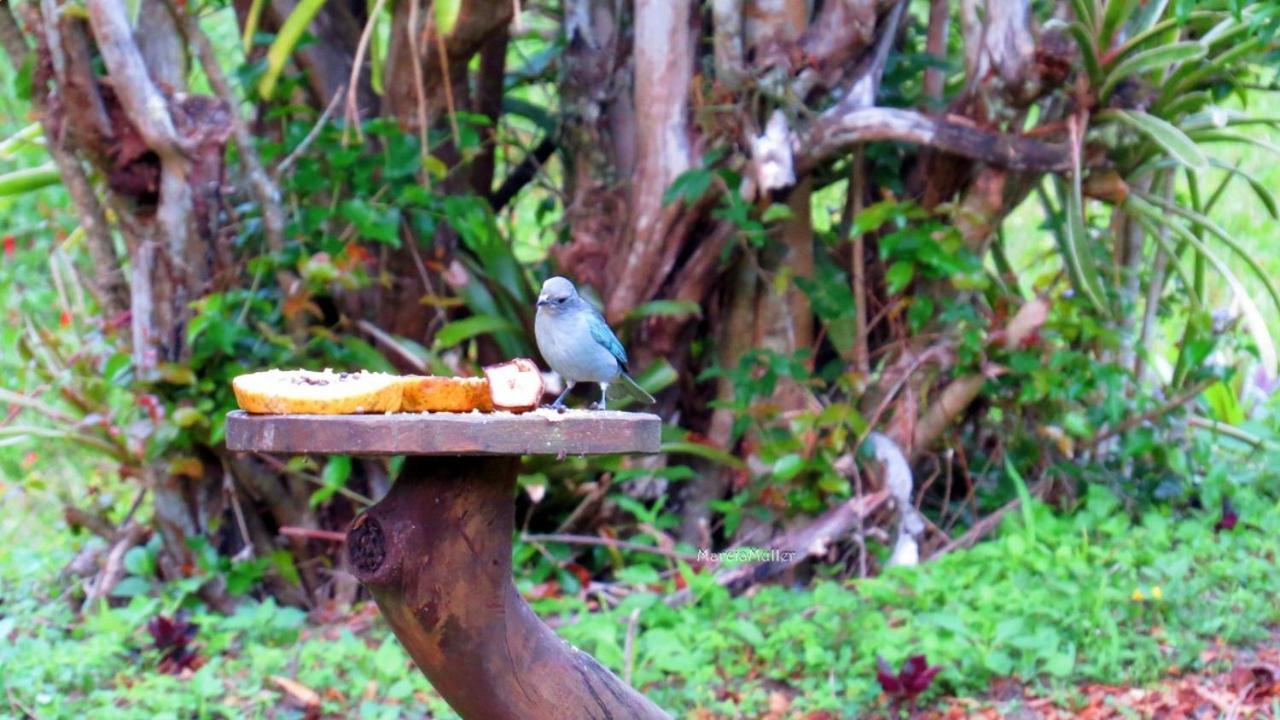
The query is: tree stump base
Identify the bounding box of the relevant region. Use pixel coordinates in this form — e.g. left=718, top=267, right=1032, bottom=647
left=226, top=410, right=669, bottom=720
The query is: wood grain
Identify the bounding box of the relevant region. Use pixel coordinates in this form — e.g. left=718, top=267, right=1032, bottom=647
left=225, top=409, right=662, bottom=456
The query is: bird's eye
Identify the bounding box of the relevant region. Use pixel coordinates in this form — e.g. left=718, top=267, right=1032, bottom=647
left=556, top=297, right=566, bottom=304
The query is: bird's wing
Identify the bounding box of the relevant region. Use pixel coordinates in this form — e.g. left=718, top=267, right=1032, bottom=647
left=587, top=311, right=629, bottom=371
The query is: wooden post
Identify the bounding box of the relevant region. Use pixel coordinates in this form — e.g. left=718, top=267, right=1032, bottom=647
left=348, top=456, right=668, bottom=719
left=225, top=411, right=669, bottom=720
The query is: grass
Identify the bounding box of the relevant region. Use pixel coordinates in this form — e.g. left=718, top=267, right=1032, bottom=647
left=3, top=440, right=1279, bottom=718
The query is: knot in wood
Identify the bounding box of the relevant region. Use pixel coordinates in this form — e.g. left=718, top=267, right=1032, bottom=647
left=348, top=515, right=386, bottom=574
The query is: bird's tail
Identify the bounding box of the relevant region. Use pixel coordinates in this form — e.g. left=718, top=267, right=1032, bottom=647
left=618, top=372, right=656, bottom=404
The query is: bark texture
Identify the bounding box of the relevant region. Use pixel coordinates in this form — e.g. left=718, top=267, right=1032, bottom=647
left=349, top=457, right=670, bottom=720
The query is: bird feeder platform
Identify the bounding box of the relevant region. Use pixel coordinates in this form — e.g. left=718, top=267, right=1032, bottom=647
left=226, top=409, right=669, bottom=720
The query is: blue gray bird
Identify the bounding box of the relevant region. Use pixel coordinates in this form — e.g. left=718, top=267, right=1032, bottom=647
left=535, top=276, right=655, bottom=410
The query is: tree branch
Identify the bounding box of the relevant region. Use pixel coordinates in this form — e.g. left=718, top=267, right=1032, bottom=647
left=1, top=3, right=127, bottom=317
left=178, top=4, right=285, bottom=256
left=922, top=0, right=950, bottom=106
left=801, top=106, right=1071, bottom=173
left=710, top=0, right=745, bottom=87
left=673, top=490, right=892, bottom=604
left=84, top=0, right=185, bottom=161
left=491, top=136, right=556, bottom=212
left=606, top=0, right=696, bottom=322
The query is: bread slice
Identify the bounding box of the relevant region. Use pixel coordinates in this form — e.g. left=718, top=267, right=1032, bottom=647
left=483, top=358, right=545, bottom=413
left=399, top=375, right=494, bottom=413
left=232, top=369, right=403, bottom=414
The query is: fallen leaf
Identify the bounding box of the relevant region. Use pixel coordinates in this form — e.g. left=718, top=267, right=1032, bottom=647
left=270, top=676, right=320, bottom=710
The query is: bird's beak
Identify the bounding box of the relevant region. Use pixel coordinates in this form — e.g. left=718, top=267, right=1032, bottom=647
left=536, top=295, right=550, bottom=307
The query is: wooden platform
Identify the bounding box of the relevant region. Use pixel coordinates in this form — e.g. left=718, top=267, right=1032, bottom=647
left=224, top=409, right=662, bottom=456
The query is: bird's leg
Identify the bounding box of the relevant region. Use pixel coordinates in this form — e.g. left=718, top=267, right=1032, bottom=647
left=591, top=383, right=609, bottom=411
left=549, top=381, right=575, bottom=412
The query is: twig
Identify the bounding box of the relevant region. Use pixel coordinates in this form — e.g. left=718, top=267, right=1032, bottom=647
left=848, top=147, right=869, bottom=374
left=252, top=453, right=374, bottom=505
left=623, top=607, right=641, bottom=686
left=343, top=0, right=390, bottom=144
left=55, top=146, right=126, bottom=314
left=0, top=425, right=127, bottom=461
left=280, top=526, right=347, bottom=542
left=555, top=477, right=613, bottom=534
left=178, top=3, right=285, bottom=255
left=407, top=0, right=430, bottom=179
left=801, top=106, right=1071, bottom=174
left=933, top=478, right=1050, bottom=557
left=0, top=386, right=76, bottom=425
left=520, top=533, right=698, bottom=562
left=1187, top=416, right=1265, bottom=448
left=83, top=522, right=148, bottom=608
left=222, top=460, right=254, bottom=558
left=276, top=87, right=345, bottom=177
left=1086, top=380, right=1211, bottom=448
left=63, top=505, right=116, bottom=539
left=671, top=490, right=892, bottom=605
left=354, top=319, right=428, bottom=373
left=119, top=486, right=147, bottom=528
left=491, top=136, right=556, bottom=211
left=433, top=23, right=463, bottom=149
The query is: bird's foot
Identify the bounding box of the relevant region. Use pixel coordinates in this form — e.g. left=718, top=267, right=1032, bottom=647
left=589, top=401, right=605, bottom=411
left=544, top=401, right=568, bottom=414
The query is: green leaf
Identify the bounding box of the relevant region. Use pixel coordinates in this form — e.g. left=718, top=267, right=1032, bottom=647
left=760, top=204, right=793, bottom=223
left=660, top=440, right=745, bottom=470
left=1099, top=42, right=1205, bottom=102
left=172, top=407, right=206, bottom=428
left=1129, top=0, right=1171, bottom=35
left=1135, top=189, right=1280, bottom=321
left=1070, top=0, right=1098, bottom=31
left=634, top=359, right=679, bottom=395
left=311, top=456, right=352, bottom=508
left=1203, top=381, right=1245, bottom=425
left=258, top=0, right=326, bottom=99
left=0, top=124, right=42, bottom=160
left=1099, top=0, right=1141, bottom=51
left=1161, top=36, right=1262, bottom=105
left=625, top=300, right=702, bottom=321
left=241, top=0, right=268, bottom=52
left=772, top=453, right=805, bottom=481
left=663, top=168, right=715, bottom=206
left=1189, top=130, right=1280, bottom=159
left=1066, top=23, right=1103, bottom=86
left=110, top=576, right=152, bottom=598
left=1125, top=195, right=1276, bottom=376
left=1105, top=12, right=1212, bottom=70
left=431, top=314, right=519, bottom=350
left=1106, top=110, right=1208, bottom=171
left=338, top=199, right=400, bottom=245
left=1206, top=159, right=1278, bottom=220
left=0, top=163, right=60, bottom=197
left=1005, top=461, right=1036, bottom=546
left=884, top=261, right=915, bottom=294
left=1053, top=176, right=1108, bottom=315
left=907, top=296, right=934, bottom=332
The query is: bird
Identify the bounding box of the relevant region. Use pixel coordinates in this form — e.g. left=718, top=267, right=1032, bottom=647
left=534, top=276, right=655, bottom=411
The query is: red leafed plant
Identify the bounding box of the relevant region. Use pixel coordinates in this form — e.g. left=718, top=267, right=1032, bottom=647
left=146, top=612, right=203, bottom=674
left=877, top=654, right=941, bottom=713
